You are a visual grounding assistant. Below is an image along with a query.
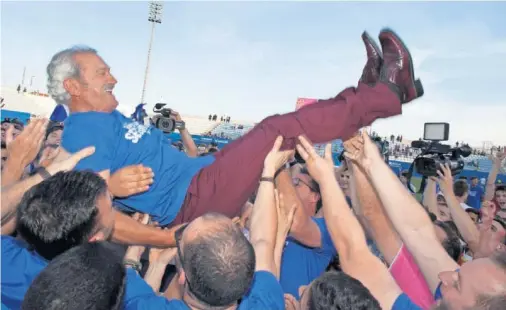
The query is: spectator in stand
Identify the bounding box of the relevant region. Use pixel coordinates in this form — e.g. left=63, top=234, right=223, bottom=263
left=49, top=29, right=424, bottom=247
left=467, top=176, right=485, bottom=210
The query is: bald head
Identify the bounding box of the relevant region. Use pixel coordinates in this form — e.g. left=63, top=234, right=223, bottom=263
left=180, top=212, right=255, bottom=307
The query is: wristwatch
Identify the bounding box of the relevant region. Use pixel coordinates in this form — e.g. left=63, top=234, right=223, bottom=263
left=124, top=259, right=142, bottom=273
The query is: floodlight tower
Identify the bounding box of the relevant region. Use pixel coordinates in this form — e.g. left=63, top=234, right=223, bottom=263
left=140, top=1, right=163, bottom=104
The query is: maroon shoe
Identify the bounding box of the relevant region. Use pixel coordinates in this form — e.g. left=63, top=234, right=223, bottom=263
left=360, top=31, right=382, bottom=85
left=378, top=28, right=424, bottom=103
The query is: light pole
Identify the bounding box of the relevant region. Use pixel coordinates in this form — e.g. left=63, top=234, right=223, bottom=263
left=140, top=1, right=163, bottom=105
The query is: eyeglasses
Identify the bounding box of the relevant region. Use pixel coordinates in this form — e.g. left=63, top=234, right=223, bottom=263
left=293, top=177, right=318, bottom=192
left=175, top=223, right=192, bottom=289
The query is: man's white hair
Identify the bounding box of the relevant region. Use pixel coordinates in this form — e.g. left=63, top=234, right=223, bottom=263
left=46, top=45, right=97, bottom=105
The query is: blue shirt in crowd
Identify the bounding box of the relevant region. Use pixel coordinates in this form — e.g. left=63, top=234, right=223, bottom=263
left=125, top=269, right=284, bottom=310
left=466, top=184, right=484, bottom=210
left=1, top=236, right=284, bottom=310
left=391, top=293, right=422, bottom=310
left=279, top=217, right=337, bottom=299
left=62, top=110, right=214, bottom=226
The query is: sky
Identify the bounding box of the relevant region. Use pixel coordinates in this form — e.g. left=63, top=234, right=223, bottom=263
left=2, top=1, right=506, bottom=146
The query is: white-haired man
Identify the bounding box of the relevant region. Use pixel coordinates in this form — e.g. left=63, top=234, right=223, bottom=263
left=50, top=30, right=424, bottom=247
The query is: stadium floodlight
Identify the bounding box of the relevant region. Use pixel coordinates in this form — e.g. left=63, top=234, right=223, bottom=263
left=140, top=1, right=164, bottom=105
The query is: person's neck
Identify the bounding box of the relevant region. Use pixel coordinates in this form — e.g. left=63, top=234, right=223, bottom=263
left=183, top=293, right=237, bottom=310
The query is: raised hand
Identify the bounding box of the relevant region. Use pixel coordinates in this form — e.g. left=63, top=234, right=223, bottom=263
left=295, top=135, right=333, bottom=184
left=343, top=131, right=381, bottom=171
left=109, top=164, right=154, bottom=197
left=264, top=136, right=295, bottom=174
left=46, top=147, right=96, bottom=175
left=5, top=118, right=48, bottom=168
left=276, top=192, right=297, bottom=238
left=124, top=213, right=151, bottom=262
left=436, top=163, right=454, bottom=195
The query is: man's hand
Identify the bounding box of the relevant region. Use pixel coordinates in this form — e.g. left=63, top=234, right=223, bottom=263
left=343, top=131, right=381, bottom=173
left=38, top=146, right=60, bottom=168
left=284, top=294, right=300, bottom=310
left=264, top=136, right=295, bottom=174
left=169, top=110, right=183, bottom=122
left=46, top=146, right=96, bottom=175
left=489, top=150, right=506, bottom=165
left=149, top=245, right=177, bottom=266
left=295, top=136, right=333, bottom=184
left=276, top=192, right=296, bottom=238
left=109, top=165, right=154, bottom=197
left=5, top=118, right=48, bottom=168
left=436, top=163, right=454, bottom=195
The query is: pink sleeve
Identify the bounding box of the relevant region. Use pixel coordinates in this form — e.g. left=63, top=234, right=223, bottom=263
left=389, top=244, right=435, bottom=309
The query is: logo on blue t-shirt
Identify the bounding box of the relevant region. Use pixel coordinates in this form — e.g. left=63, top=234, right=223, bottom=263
left=123, top=121, right=151, bottom=144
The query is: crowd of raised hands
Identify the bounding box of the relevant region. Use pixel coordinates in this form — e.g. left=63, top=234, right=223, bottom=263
left=2, top=117, right=505, bottom=310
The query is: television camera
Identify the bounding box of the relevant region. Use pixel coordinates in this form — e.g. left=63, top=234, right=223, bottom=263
left=150, top=103, right=186, bottom=133
left=409, top=122, right=472, bottom=178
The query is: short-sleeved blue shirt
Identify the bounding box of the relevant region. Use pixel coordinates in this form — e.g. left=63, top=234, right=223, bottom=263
left=392, top=293, right=422, bottom=310
left=62, top=110, right=214, bottom=226
left=124, top=269, right=284, bottom=310
left=279, top=217, right=337, bottom=299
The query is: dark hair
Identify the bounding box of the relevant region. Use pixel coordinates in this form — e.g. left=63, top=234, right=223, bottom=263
left=1, top=142, right=6, bottom=149
left=308, top=271, right=381, bottom=310
left=470, top=176, right=478, bottom=180
left=496, top=185, right=506, bottom=193
left=21, top=242, right=126, bottom=310
left=16, top=171, right=108, bottom=260
left=465, top=208, right=480, bottom=216
left=45, top=122, right=64, bottom=140
left=207, top=147, right=218, bottom=153
left=434, top=221, right=462, bottom=261
left=300, top=167, right=323, bottom=213
left=182, top=213, right=255, bottom=307
left=453, top=180, right=469, bottom=198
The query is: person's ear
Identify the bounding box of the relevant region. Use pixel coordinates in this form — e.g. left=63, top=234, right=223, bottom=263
left=88, top=231, right=105, bottom=243
left=63, top=78, right=81, bottom=97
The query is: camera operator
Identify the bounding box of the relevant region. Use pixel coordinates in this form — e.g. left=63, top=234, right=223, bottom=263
left=166, top=110, right=198, bottom=157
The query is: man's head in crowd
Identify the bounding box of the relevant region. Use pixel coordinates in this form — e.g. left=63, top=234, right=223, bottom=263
left=47, top=46, right=118, bottom=113
left=465, top=208, right=480, bottom=224
left=433, top=221, right=462, bottom=262
left=337, top=168, right=351, bottom=196
left=293, top=167, right=322, bottom=215
left=297, top=271, right=381, bottom=310
left=1, top=142, right=7, bottom=170
left=470, top=176, right=479, bottom=186
left=495, top=186, right=506, bottom=215
left=435, top=250, right=506, bottom=310
left=1, top=118, right=24, bottom=142
left=175, top=212, right=255, bottom=308
left=453, top=180, right=469, bottom=203
left=16, top=171, right=115, bottom=260
left=437, top=193, right=452, bottom=222
left=45, top=122, right=63, bottom=146
left=22, top=242, right=126, bottom=310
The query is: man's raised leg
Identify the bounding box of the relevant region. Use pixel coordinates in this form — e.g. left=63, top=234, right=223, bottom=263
left=171, top=29, right=424, bottom=224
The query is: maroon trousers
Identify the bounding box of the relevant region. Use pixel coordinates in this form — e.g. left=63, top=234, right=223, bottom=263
left=171, top=82, right=401, bottom=225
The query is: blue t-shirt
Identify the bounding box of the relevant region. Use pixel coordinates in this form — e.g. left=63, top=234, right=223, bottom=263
left=62, top=110, right=214, bottom=226
left=1, top=236, right=48, bottom=309
left=391, top=293, right=422, bottom=310
left=124, top=269, right=284, bottom=310
left=279, top=217, right=337, bottom=299
left=466, top=184, right=484, bottom=210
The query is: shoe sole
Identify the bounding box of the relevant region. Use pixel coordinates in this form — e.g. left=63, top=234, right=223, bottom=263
left=379, top=28, right=424, bottom=100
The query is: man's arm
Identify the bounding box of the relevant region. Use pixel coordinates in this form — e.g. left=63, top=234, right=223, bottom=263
left=349, top=162, right=402, bottom=265
left=249, top=136, right=292, bottom=273
left=423, top=178, right=439, bottom=219
left=352, top=132, right=459, bottom=293
left=297, top=140, right=402, bottom=310
left=437, top=164, right=480, bottom=251
left=112, top=212, right=178, bottom=247
left=275, top=169, right=321, bottom=247
left=1, top=173, right=44, bottom=235
left=484, top=151, right=504, bottom=201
